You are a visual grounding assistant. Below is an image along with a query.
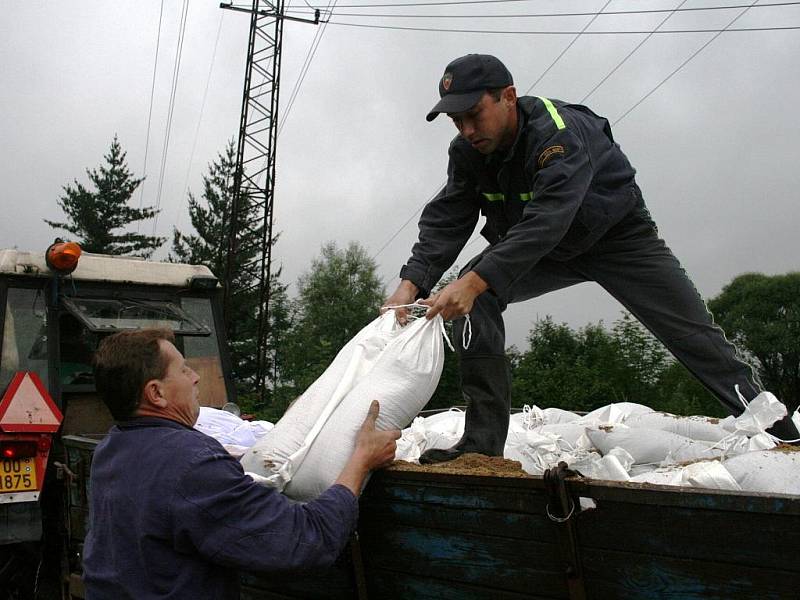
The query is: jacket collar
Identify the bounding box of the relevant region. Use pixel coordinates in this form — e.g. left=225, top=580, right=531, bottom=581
left=114, top=416, right=194, bottom=432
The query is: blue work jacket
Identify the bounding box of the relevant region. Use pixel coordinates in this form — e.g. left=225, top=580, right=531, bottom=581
left=82, top=417, right=358, bottom=599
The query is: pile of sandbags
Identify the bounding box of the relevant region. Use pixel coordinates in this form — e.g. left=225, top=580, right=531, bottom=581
left=395, top=393, right=800, bottom=496
left=241, top=311, right=448, bottom=500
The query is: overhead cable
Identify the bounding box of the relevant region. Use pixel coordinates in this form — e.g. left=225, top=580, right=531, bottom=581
left=324, top=21, right=800, bottom=34
left=278, top=0, right=338, bottom=138
left=289, top=1, right=799, bottom=18
left=613, top=0, right=761, bottom=126
left=371, top=186, right=440, bottom=260
left=152, top=0, right=190, bottom=236
left=581, top=0, right=689, bottom=104
left=175, top=12, right=225, bottom=227
left=137, top=0, right=166, bottom=233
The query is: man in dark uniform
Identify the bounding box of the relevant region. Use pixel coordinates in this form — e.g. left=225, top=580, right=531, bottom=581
left=383, top=54, right=798, bottom=464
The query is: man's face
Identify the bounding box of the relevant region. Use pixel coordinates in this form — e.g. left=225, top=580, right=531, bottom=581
left=448, top=87, right=518, bottom=155
left=157, top=340, right=201, bottom=427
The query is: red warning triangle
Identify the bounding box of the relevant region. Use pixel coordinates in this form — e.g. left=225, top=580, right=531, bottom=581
left=0, top=371, right=63, bottom=432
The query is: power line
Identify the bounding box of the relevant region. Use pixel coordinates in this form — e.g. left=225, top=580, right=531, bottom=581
left=524, top=0, right=612, bottom=94
left=278, top=0, right=338, bottom=138
left=175, top=12, right=225, bottom=227
left=325, top=21, right=800, bottom=34
left=371, top=186, right=441, bottom=260
left=613, top=1, right=760, bottom=126
left=152, top=0, right=190, bottom=236
left=137, top=0, right=165, bottom=233
left=289, top=1, right=800, bottom=18
left=581, top=0, right=689, bottom=104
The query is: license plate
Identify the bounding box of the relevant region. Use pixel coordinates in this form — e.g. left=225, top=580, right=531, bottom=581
left=0, top=458, right=37, bottom=492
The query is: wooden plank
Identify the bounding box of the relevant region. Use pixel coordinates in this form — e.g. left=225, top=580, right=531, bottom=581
left=572, top=478, right=800, bottom=515
left=367, top=567, right=564, bottom=600
left=363, top=475, right=549, bottom=514
left=359, top=522, right=569, bottom=597
left=581, top=546, right=800, bottom=599
left=360, top=498, right=557, bottom=542
left=576, top=498, right=800, bottom=572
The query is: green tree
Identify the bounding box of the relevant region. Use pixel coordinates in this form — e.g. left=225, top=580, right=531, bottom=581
left=512, top=317, right=627, bottom=412
left=45, top=135, right=164, bottom=257
left=171, top=140, right=291, bottom=403
left=281, top=241, right=385, bottom=395
left=510, top=312, right=722, bottom=415
left=708, top=272, right=800, bottom=414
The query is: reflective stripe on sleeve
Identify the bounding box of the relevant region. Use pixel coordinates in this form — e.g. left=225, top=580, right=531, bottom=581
left=482, top=192, right=505, bottom=202
left=536, top=97, right=566, bottom=130
left=519, top=192, right=532, bottom=202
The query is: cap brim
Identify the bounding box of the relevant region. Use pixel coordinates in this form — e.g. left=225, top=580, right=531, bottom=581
left=425, top=90, right=485, bottom=122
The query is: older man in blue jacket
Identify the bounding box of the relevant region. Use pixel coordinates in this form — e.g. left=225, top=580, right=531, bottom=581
left=384, top=54, right=798, bottom=463
left=83, top=329, right=399, bottom=599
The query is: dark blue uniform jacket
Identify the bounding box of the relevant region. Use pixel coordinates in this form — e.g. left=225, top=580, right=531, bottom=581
left=82, top=417, right=358, bottom=600
left=400, top=96, right=638, bottom=298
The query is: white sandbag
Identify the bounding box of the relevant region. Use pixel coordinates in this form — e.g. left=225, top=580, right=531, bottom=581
left=723, top=450, right=800, bottom=495
left=285, top=315, right=447, bottom=500
left=628, top=461, right=741, bottom=491
left=570, top=447, right=633, bottom=481
left=733, top=391, right=786, bottom=435
left=578, top=402, right=654, bottom=426
left=195, top=407, right=274, bottom=448
left=395, top=415, right=462, bottom=463
left=504, top=430, right=564, bottom=475
left=537, top=423, right=591, bottom=449
left=586, top=426, right=722, bottom=465
left=542, top=407, right=581, bottom=424
left=240, top=312, right=400, bottom=487
left=625, top=412, right=729, bottom=443
left=421, top=408, right=465, bottom=438
left=629, top=468, right=684, bottom=486
left=680, top=461, right=741, bottom=491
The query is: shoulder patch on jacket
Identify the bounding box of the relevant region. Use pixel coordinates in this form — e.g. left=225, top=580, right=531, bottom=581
left=538, top=145, right=565, bottom=168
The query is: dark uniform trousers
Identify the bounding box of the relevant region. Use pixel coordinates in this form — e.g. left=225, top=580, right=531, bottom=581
left=453, top=192, right=762, bottom=417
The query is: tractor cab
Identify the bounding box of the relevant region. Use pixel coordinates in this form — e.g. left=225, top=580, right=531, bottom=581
left=0, top=242, right=234, bottom=591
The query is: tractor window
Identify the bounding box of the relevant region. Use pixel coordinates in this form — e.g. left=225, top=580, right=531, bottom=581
left=0, top=288, right=49, bottom=392
left=180, top=297, right=229, bottom=408
left=62, top=297, right=210, bottom=335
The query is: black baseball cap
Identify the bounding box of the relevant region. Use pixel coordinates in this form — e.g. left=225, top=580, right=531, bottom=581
left=426, top=54, right=514, bottom=122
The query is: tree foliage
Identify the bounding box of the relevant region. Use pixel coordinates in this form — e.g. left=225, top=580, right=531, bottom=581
left=510, top=314, right=724, bottom=416
left=281, top=241, right=385, bottom=395
left=708, top=272, right=800, bottom=413
left=45, top=135, right=164, bottom=257
left=171, top=140, right=291, bottom=399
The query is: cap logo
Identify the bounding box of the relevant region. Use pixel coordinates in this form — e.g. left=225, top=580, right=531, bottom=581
left=442, top=72, right=453, bottom=92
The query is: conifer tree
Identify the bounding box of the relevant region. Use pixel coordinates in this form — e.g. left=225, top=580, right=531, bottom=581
left=45, top=135, right=164, bottom=257
left=172, top=140, right=290, bottom=401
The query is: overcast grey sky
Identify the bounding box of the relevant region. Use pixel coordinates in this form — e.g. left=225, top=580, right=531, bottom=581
left=1, top=1, right=798, bottom=349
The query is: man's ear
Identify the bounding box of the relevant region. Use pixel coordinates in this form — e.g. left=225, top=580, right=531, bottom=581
left=503, top=85, right=517, bottom=106
left=142, top=379, right=168, bottom=409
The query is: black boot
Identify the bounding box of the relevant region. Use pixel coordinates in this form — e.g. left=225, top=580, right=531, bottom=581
left=419, top=354, right=511, bottom=464
left=767, top=413, right=800, bottom=445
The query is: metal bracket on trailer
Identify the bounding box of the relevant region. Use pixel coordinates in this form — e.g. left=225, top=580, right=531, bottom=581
left=543, top=461, right=587, bottom=600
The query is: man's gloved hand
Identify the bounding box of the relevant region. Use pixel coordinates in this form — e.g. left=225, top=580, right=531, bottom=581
left=420, top=271, right=488, bottom=321
left=381, top=280, right=420, bottom=325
